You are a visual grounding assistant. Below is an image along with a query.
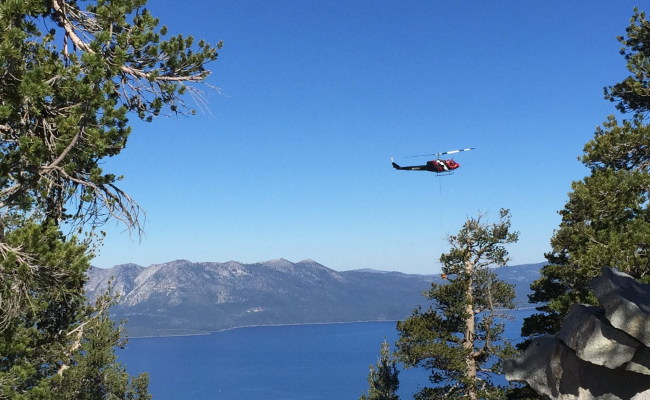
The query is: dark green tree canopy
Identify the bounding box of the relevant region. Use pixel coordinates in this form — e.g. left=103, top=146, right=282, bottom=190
left=524, top=118, right=650, bottom=336
left=582, top=117, right=650, bottom=172
left=0, top=0, right=221, bottom=331
left=360, top=340, right=400, bottom=400
left=524, top=7, right=650, bottom=340
left=0, top=0, right=220, bottom=230
left=0, top=1, right=219, bottom=397
left=605, top=8, right=650, bottom=115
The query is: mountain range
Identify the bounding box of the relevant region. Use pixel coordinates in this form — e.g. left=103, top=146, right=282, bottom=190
left=86, top=259, right=543, bottom=337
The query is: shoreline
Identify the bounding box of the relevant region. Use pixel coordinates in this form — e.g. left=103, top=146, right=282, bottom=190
left=126, top=308, right=537, bottom=339
left=127, top=319, right=399, bottom=339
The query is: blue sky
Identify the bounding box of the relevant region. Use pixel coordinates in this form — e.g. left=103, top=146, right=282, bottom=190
left=94, top=1, right=639, bottom=274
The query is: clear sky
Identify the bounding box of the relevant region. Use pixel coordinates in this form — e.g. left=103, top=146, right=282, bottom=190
left=93, top=0, right=640, bottom=274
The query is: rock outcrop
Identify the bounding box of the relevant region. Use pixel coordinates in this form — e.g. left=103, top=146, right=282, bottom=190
left=504, top=267, right=650, bottom=400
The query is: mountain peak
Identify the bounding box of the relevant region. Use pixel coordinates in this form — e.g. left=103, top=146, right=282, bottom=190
left=296, top=259, right=326, bottom=268
left=266, top=258, right=292, bottom=263
left=263, top=258, right=294, bottom=269
left=164, top=259, right=193, bottom=266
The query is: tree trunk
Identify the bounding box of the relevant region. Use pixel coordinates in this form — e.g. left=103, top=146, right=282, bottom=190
left=464, top=258, right=477, bottom=400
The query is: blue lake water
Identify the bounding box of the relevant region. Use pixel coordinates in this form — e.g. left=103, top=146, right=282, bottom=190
left=118, top=309, right=535, bottom=399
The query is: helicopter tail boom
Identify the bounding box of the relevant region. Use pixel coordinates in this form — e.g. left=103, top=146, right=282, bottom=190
left=392, top=161, right=426, bottom=171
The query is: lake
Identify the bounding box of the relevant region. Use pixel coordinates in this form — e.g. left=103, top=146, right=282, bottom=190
left=118, top=309, right=535, bottom=399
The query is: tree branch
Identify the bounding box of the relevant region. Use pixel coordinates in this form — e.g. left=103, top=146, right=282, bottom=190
left=50, top=0, right=210, bottom=83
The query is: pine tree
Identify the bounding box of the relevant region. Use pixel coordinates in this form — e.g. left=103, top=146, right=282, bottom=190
left=395, top=210, right=518, bottom=400
left=523, top=8, right=650, bottom=339
left=605, top=8, right=650, bottom=115
left=0, top=0, right=219, bottom=397
left=360, top=340, right=400, bottom=400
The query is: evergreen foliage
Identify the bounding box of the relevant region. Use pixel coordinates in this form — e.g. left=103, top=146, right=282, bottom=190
left=0, top=0, right=219, bottom=397
left=395, top=210, right=518, bottom=400
left=360, top=340, right=400, bottom=400
left=523, top=7, right=650, bottom=340
left=605, top=8, right=650, bottom=115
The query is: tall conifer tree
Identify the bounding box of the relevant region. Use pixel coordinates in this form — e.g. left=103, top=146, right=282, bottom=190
left=360, top=340, right=400, bottom=400
left=523, top=8, right=650, bottom=339
left=395, top=210, right=518, bottom=400
left=0, top=0, right=220, bottom=397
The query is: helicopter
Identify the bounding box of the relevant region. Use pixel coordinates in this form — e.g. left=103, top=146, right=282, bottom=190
left=391, top=148, right=474, bottom=174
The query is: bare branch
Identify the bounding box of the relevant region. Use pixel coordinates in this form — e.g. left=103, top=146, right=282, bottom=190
left=41, top=129, right=83, bottom=172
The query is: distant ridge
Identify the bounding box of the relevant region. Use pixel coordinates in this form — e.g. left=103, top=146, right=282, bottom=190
left=86, top=260, right=543, bottom=337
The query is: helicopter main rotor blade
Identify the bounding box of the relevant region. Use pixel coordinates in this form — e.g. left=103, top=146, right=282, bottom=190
left=437, top=147, right=475, bottom=156
left=402, top=147, right=475, bottom=158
